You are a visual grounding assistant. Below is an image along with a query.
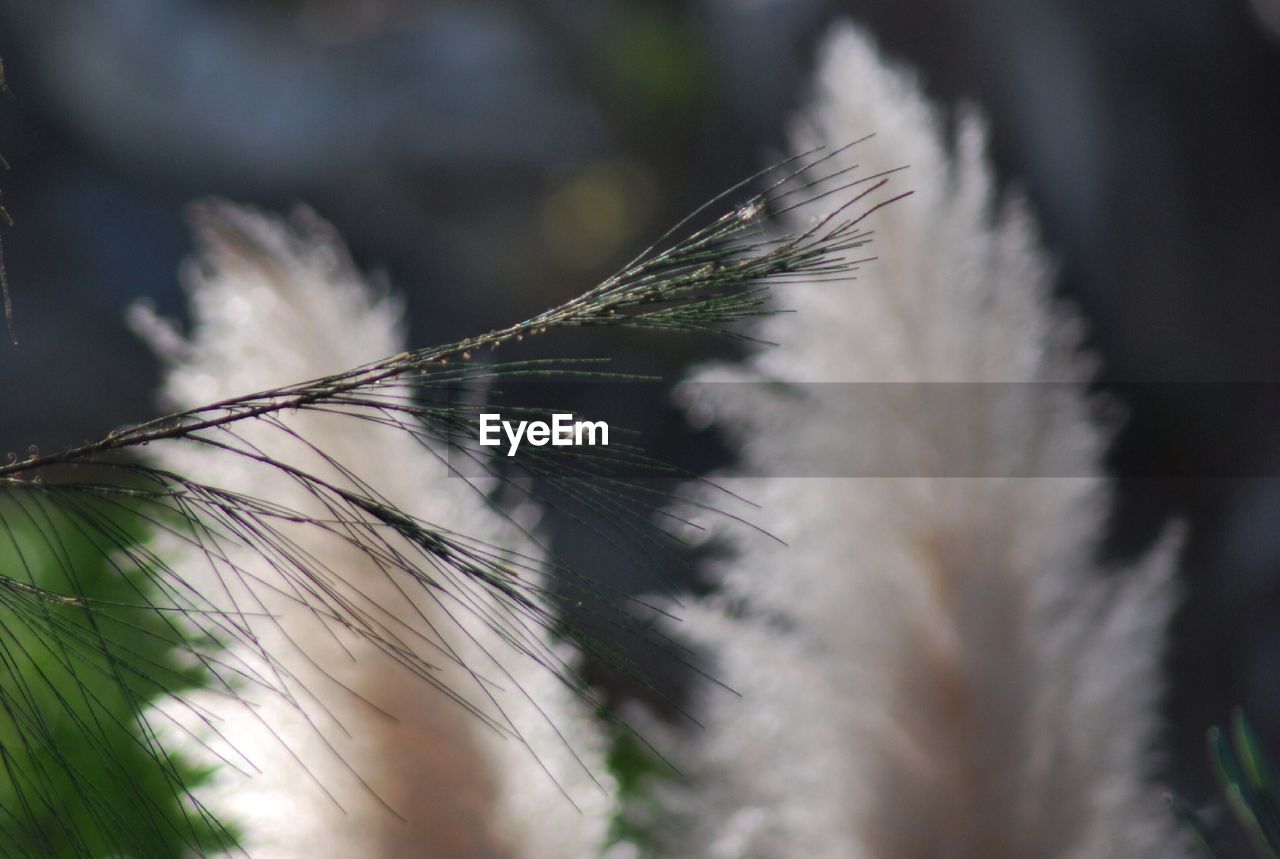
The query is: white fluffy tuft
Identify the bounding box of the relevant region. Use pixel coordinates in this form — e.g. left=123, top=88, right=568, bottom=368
left=135, top=202, right=615, bottom=859
left=655, top=24, right=1187, bottom=859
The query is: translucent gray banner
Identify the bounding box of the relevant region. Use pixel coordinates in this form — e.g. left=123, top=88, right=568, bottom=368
left=441, top=382, right=1280, bottom=478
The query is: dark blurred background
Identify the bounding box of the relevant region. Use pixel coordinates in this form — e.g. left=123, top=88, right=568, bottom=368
left=1, top=0, right=1278, bottom=835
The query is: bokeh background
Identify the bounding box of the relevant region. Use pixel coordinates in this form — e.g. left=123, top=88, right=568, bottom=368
left=2, top=0, right=1279, bottom=836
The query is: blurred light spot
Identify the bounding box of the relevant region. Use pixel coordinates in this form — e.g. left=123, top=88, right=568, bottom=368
left=1250, top=0, right=1280, bottom=40
left=686, top=401, right=716, bottom=432
left=225, top=291, right=255, bottom=326
left=540, top=159, right=658, bottom=270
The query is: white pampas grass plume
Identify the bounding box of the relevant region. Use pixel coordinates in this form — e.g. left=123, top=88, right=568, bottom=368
left=130, top=202, right=616, bottom=859
left=654, top=23, right=1187, bottom=859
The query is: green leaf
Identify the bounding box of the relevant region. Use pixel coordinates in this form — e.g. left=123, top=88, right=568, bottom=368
left=0, top=491, right=237, bottom=857
left=1181, top=710, right=1280, bottom=859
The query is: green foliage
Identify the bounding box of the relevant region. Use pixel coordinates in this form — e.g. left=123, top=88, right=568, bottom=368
left=603, top=724, right=673, bottom=853
left=0, top=490, right=236, bottom=858
left=1174, top=711, right=1280, bottom=859
left=609, top=6, right=711, bottom=127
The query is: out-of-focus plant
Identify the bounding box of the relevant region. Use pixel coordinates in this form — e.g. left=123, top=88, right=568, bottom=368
left=0, top=494, right=235, bottom=856
left=638, top=23, right=1187, bottom=858
left=1172, top=711, right=1280, bottom=859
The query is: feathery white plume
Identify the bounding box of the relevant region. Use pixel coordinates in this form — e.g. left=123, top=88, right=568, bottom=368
left=655, top=23, right=1186, bottom=859
left=131, top=203, right=616, bottom=859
